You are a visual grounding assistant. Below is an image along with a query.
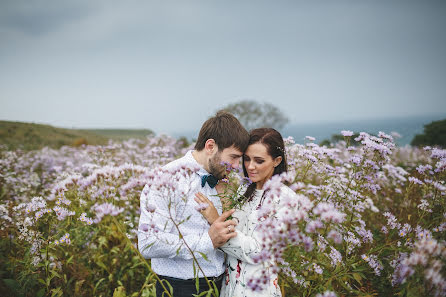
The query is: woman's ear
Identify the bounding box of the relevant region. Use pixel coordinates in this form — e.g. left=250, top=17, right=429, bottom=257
left=204, top=139, right=217, bottom=154
left=273, top=156, right=282, bottom=168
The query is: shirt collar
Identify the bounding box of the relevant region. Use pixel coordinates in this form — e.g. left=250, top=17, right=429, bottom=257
left=185, top=150, right=210, bottom=177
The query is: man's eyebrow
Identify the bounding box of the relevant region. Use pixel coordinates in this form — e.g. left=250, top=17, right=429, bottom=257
left=231, top=153, right=243, bottom=158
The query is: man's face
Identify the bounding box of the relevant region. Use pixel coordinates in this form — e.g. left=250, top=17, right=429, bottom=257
left=208, top=145, right=243, bottom=179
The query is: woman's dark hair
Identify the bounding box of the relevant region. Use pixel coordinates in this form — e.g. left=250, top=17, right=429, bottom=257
left=242, top=128, right=287, bottom=201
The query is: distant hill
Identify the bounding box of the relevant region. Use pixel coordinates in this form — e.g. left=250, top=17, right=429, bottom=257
left=0, top=121, right=153, bottom=151
left=77, top=129, right=154, bottom=140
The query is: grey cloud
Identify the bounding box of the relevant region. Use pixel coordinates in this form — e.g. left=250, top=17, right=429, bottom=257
left=0, top=1, right=96, bottom=36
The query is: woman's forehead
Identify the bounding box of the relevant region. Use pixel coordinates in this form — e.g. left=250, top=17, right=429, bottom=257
left=245, top=143, right=269, bottom=156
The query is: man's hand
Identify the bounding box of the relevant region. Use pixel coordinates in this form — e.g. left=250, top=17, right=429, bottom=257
left=195, top=192, right=219, bottom=224
left=208, top=209, right=238, bottom=248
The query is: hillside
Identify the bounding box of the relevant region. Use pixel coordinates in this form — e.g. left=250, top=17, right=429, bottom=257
left=78, top=128, right=154, bottom=140
left=0, top=121, right=153, bottom=151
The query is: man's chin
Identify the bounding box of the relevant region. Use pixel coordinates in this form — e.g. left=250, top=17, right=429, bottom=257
left=212, top=170, right=227, bottom=180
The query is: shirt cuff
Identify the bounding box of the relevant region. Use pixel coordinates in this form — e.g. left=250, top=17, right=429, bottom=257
left=199, top=231, right=215, bottom=255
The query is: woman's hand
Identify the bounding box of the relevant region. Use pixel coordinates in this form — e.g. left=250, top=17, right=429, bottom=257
left=195, top=192, right=219, bottom=224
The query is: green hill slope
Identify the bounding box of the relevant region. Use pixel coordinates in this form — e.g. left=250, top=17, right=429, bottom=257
left=78, top=129, right=154, bottom=140
left=0, top=121, right=153, bottom=151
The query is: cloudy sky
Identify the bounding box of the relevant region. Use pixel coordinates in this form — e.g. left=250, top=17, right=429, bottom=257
left=1, top=0, right=445, bottom=136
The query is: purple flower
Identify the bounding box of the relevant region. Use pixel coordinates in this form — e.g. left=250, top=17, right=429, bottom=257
left=91, top=202, right=124, bottom=223
left=328, top=247, right=342, bottom=267
left=139, top=223, right=149, bottom=232
left=362, top=254, right=383, bottom=276
left=305, top=136, right=316, bottom=142
left=305, top=220, right=324, bottom=233
left=408, top=176, right=423, bottom=185
left=146, top=203, right=156, bottom=213
left=327, top=230, right=343, bottom=244
left=313, top=263, right=323, bottom=274
left=195, top=203, right=209, bottom=212
left=78, top=212, right=93, bottom=225
left=341, top=130, right=354, bottom=137
left=316, top=290, right=337, bottom=297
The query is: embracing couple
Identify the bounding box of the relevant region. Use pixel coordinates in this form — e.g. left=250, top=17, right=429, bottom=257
left=138, top=111, right=295, bottom=297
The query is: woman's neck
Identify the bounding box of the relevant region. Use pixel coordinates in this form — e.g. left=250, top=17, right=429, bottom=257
left=255, top=182, right=264, bottom=190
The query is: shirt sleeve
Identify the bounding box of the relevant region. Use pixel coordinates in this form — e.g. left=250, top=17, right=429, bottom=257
left=219, top=229, right=262, bottom=265
left=137, top=184, right=214, bottom=260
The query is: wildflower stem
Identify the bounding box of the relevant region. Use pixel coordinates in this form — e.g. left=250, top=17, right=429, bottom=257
left=111, top=217, right=173, bottom=297
left=168, top=210, right=218, bottom=297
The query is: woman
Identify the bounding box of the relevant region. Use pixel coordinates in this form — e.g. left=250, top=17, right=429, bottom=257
left=195, top=128, right=293, bottom=297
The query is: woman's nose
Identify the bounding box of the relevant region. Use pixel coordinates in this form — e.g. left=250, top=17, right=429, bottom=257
left=247, top=161, right=255, bottom=169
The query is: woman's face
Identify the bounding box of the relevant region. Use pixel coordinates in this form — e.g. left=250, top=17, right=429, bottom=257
left=244, top=142, right=282, bottom=189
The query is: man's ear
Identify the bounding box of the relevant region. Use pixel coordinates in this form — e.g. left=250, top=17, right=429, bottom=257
left=273, top=156, right=282, bottom=168
left=204, top=139, right=217, bottom=155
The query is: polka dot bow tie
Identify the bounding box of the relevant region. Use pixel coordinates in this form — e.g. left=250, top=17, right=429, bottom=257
left=201, top=174, right=218, bottom=188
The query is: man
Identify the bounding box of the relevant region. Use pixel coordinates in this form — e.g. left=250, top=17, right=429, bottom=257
left=138, top=111, right=249, bottom=297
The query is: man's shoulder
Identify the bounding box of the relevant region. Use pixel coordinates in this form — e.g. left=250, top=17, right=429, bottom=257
left=162, top=151, right=192, bottom=170
left=160, top=151, right=201, bottom=187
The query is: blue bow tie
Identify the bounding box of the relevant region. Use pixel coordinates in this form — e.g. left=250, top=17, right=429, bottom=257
left=201, top=174, right=218, bottom=188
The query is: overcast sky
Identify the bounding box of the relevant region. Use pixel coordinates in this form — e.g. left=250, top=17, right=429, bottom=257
left=1, top=0, right=445, bottom=136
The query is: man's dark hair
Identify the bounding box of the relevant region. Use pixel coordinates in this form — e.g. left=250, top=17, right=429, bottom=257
left=194, top=110, right=249, bottom=152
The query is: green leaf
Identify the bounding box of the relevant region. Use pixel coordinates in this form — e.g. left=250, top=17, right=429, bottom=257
left=98, top=236, right=108, bottom=248
left=197, top=252, right=209, bottom=262
left=36, top=287, right=45, bottom=297
left=193, top=262, right=199, bottom=293
left=3, top=278, right=17, bottom=288
left=159, top=279, right=173, bottom=296
left=352, top=272, right=362, bottom=285
left=51, top=269, right=62, bottom=279
left=50, top=287, right=62, bottom=297
left=113, top=286, right=127, bottom=297
left=95, top=259, right=108, bottom=272
left=66, top=255, right=74, bottom=264
left=93, top=278, right=106, bottom=294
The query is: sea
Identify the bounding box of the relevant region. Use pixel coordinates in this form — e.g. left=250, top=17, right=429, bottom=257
left=173, top=113, right=446, bottom=147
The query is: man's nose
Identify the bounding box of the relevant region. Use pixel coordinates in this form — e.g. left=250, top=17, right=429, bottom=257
left=231, top=159, right=240, bottom=169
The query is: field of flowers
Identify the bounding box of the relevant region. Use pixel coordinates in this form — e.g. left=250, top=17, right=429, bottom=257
left=0, top=132, right=445, bottom=297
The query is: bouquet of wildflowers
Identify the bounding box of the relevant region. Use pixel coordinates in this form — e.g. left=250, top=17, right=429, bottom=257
left=216, top=163, right=253, bottom=212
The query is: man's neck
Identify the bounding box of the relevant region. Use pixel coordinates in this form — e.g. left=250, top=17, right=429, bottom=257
left=191, top=150, right=209, bottom=171
left=192, top=150, right=224, bottom=192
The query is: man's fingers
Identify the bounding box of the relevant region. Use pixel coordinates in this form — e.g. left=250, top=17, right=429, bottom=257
left=224, top=232, right=237, bottom=241
left=215, top=209, right=235, bottom=222
left=222, top=219, right=238, bottom=228
left=197, top=192, right=211, bottom=203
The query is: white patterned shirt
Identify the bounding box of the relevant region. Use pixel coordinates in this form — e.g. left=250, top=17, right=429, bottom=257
left=137, top=150, right=225, bottom=279
left=219, top=186, right=296, bottom=297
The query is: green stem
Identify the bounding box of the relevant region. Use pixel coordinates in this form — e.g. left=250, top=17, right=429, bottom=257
left=168, top=210, right=218, bottom=297
left=111, top=217, right=173, bottom=297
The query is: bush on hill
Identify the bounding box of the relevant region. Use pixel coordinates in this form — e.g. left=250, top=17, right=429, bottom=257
left=411, top=118, right=446, bottom=147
